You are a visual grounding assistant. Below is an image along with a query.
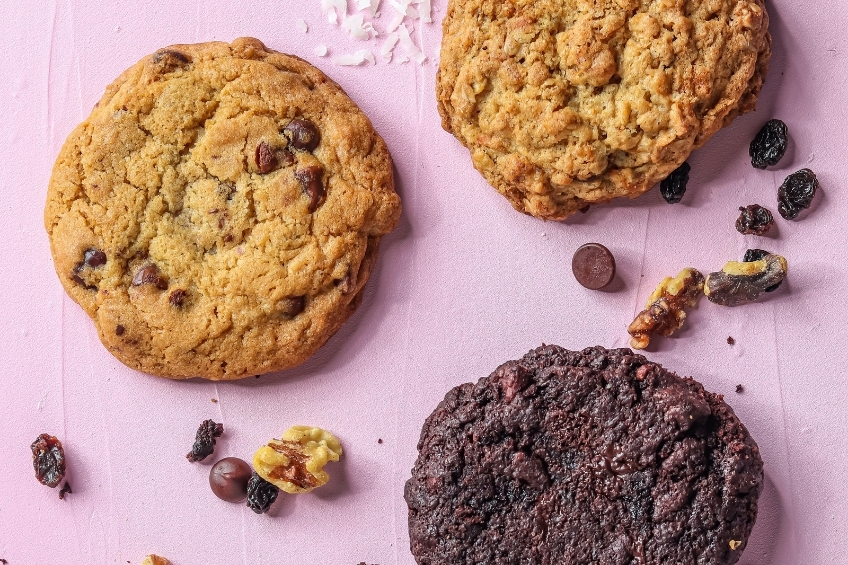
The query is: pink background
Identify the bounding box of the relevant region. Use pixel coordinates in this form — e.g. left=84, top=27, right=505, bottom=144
left=1, top=0, right=846, bottom=563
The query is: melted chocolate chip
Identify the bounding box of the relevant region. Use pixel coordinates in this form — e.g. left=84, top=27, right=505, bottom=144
left=572, top=243, right=616, bottom=290
left=151, top=49, right=191, bottom=73
left=131, top=265, right=168, bottom=290
left=115, top=325, right=125, bottom=336
left=255, top=141, right=278, bottom=174
left=284, top=118, right=321, bottom=152
left=280, top=296, right=306, bottom=318
left=295, top=166, right=325, bottom=212
left=71, top=248, right=107, bottom=289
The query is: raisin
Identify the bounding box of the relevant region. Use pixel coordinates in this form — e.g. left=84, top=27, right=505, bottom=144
left=743, top=249, right=782, bottom=292
left=186, top=420, right=224, bottom=463
left=750, top=119, right=788, bottom=169
left=246, top=472, right=279, bottom=514
left=778, top=168, right=818, bottom=220
left=735, top=205, right=774, bottom=235
left=659, top=162, right=690, bottom=204
left=31, top=434, right=66, bottom=488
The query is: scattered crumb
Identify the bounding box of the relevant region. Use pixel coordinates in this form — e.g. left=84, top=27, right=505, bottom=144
left=59, top=482, right=72, bottom=499
left=211, top=398, right=218, bottom=403
left=1, top=558, right=8, bottom=564
left=314, top=44, right=328, bottom=57
left=297, top=18, right=308, bottom=33
left=254, top=375, right=260, bottom=379
left=736, top=384, right=744, bottom=394
left=727, top=336, right=735, bottom=345
left=378, top=438, right=383, bottom=444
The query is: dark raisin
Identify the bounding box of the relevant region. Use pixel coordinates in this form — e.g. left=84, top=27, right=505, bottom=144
left=660, top=162, right=690, bottom=204
left=294, top=166, right=325, bottom=212
left=778, top=168, right=818, bottom=220
left=750, top=119, right=788, bottom=169
left=246, top=472, right=279, bottom=514
left=169, top=289, right=187, bottom=307
left=255, top=141, right=278, bottom=174
left=132, top=265, right=168, bottom=290
left=283, top=118, right=321, bottom=152
left=186, top=420, right=224, bottom=463
left=735, top=204, right=774, bottom=235
left=59, top=482, right=72, bottom=500
left=31, top=434, right=66, bottom=488
left=743, top=248, right=782, bottom=292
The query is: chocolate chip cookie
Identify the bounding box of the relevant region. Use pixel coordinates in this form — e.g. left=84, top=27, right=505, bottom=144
left=405, top=345, right=763, bottom=564
left=437, top=0, right=771, bottom=219
left=45, top=38, right=401, bottom=380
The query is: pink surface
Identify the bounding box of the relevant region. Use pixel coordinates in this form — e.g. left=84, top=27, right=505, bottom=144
left=1, top=1, right=847, bottom=563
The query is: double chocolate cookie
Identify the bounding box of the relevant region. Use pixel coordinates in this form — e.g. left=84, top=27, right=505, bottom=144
left=405, top=345, right=763, bottom=564
left=437, top=0, right=771, bottom=219
left=45, top=38, right=401, bottom=380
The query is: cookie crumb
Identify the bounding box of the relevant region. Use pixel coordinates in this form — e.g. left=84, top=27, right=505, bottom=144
left=378, top=438, right=383, bottom=444
left=59, top=482, right=72, bottom=499
left=186, top=420, right=224, bottom=462
left=736, top=384, right=744, bottom=394
left=727, top=336, right=735, bottom=345
left=211, top=398, right=218, bottom=403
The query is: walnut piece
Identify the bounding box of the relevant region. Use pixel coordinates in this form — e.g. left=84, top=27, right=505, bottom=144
left=627, top=268, right=705, bottom=349
left=141, top=556, right=171, bottom=565
left=252, top=426, right=342, bottom=494
left=705, top=254, right=787, bottom=306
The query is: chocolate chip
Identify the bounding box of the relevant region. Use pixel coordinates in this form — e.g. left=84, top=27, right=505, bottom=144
left=115, top=325, right=125, bottom=336
left=209, top=457, right=253, bottom=503
left=283, top=118, right=321, bottom=152
left=81, top=249, right=107, bottom=269
left=280, top=296, right=306, bottom=318
left=219, top=181, right=237, bottom=201
left=295, top=166, right=325, bottom=212
left=571, top=243, right=616, bottom=290
left=255, top=141, right=278, bottom=174
left=131, top=265, right=168, bottom=290
left=169, top=289, right=187, bottom=307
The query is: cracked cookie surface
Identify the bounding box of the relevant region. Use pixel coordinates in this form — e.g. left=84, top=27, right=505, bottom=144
left=437, top=0, right=771, bottom=219
left=405, top=345, right=763, bottom=565
left=45, top=38, right=401, bottom=380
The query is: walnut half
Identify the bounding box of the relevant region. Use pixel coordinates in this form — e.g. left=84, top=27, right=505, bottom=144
left=253, top=426, right=343, bottom=494
left=627, top=268, right=705, bottom=349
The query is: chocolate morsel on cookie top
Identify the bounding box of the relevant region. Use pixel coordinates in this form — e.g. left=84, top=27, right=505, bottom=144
left=406, top=345, right=763, bottom=565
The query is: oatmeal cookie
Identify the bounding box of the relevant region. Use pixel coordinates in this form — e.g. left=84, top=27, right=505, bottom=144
left=437, top=0, right=771, bottom=219
left=405, top=345, right=763, bottom=564
left=45, top=38, right=401, bottom=380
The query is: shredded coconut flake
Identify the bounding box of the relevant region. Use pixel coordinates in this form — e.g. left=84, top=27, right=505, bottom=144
left=413, top=0, right=431, bottom=23
left=386, top=11, right=405, bottom=33
left=334, top=49, right=375, bottom=66
left=398, top=24, right=426, bottom=64
left=356, top=0, right=381, bottom=17
left=314, top=44, right=328, bottom=56
left=297, top=18, right=308, bottom=33
left=396, top=54, right=409, bottom=64
left=388, top=0, right=417, bottom=17
left=327, top=10, right=338, bottom=24
left=380, top=33, right=399, bottom=58
left=342, top=14, right=367, bottom=40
